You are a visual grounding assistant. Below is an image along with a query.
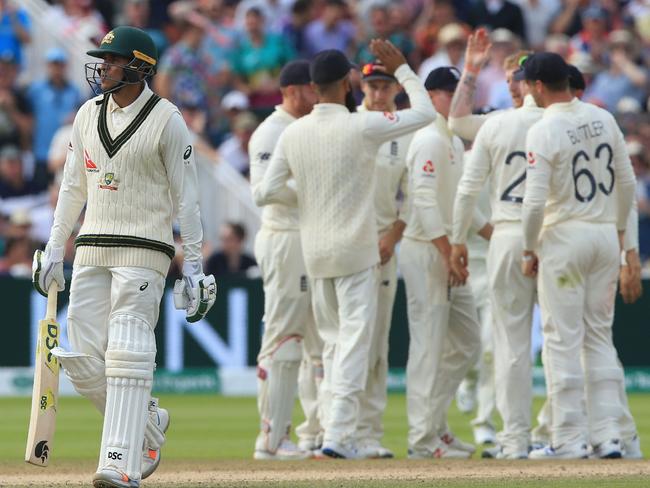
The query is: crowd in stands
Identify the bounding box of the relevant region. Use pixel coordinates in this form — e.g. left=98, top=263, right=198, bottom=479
left=1, top=0, right=650, bottom=279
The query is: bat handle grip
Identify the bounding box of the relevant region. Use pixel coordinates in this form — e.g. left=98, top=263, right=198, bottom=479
left=46, top=283, right=58, bottom=320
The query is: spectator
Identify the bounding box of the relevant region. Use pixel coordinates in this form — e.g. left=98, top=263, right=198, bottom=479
left=220, top=89, right=250, bottom=141
left=418, top=22, right=467, bottom=79
left=414, top=0, right=459, bottom=61
left=235, top=0, right=291, bottom=34
left=0, top=145, right=44, bottom=216
left=570, top=5, right=611, bottom=64
left=43, top=0, right=108, bottom=45
left=27, top=47, right=81, bottom=184
left=0, top=51, right=32, bottom=151
left=304, top=0, right=356, bottom=58
left=283, top=0, right=315, bottom=59
left=0, top=234, right=32, bottom=277
left=121, top=0, right=169, bottom=57
left=177, top=89, right=218, bottom=161
left=468, top=0, right=526, bottom=43
left=511, top=0, right=561, bottom=49
left=0, top=0, right=30, bottom=67
left=231, top=7, right=295, bottom=116
left=205, top=222, right=257, bottom=278
left=155, top=12, right=213, bottom=116
left=218, top=111, right=258, bottom=176
left=584, top=30, right=648, bottom=112
left=355, top=4, right=415, bottom=65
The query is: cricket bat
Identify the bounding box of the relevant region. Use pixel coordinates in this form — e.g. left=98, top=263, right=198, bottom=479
left=25, top=284, right=60, bottom=466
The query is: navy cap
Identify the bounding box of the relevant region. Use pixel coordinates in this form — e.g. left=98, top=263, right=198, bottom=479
left=568, top=64, right=586, bottom=91
left=516, top=52, right=569, bottom=84
left=310, top=49, right=355, bottom=84
left=361, top=62, right=397, bottom=83
left=279, top=60, right=311, bottom=87
left=424, top=66, right=461, bottom=91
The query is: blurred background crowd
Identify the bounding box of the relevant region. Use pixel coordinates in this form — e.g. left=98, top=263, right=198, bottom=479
left=0, top=0, right=649, bottom=281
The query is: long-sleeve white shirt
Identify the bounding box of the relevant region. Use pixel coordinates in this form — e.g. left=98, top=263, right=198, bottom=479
left=522, top=98, right=636, bottom=251
left=404, top=115, right=487, bottom=242
left=452, top=95, right=543, bottom=244
left=357, top=104, right=414, bottom=233
left=249, top=105, right=299, bottom=231
left=254, top=64, right=436, bottom=279
left=50, top=85, right=203, bottom=275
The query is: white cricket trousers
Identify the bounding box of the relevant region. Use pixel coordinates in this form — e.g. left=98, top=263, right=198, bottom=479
left=487, top=223, right=536, bottom=454
left=357, top=253, right=398, bottom=443
left=538, top=221, right=622, bottom=447
left=255, top=228, right=311, bottom=360
left=467, top=255, right=496, bottom=430
left=400, top=238, right=480, bottom=454
left=67, top=265, right=164, bottom=365
left=312, top=265, right=379, bottom=446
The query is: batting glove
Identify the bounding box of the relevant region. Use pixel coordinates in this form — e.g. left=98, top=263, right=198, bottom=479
left=32, top=244, right=65, bottom=297
left=173, top=261, right=217, bottom=323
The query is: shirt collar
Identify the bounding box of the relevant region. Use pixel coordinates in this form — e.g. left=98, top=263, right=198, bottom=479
left=106, top=84, right=152, bottom=115
left=313, top=103, right=350, bottom=114
left=274, top=105, right=297, bottom=123
left=522, top=94, right=538, bottom=108
left=434, top=113, right=453, bottom=139
left=544, top=97, right=580, bottom=114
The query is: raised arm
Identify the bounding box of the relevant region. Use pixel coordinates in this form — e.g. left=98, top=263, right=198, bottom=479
left=363, top=39, right=436, bottom=141
left=448, top=28, right=491, bottom=141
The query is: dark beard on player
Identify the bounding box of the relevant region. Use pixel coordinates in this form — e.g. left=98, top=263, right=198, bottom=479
left=345, top=91, right=357, bottom=113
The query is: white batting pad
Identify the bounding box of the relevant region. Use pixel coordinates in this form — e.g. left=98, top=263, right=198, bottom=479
left=52, top=347, right=106, bottom=412
left=99, top=314, right=156, bottom=481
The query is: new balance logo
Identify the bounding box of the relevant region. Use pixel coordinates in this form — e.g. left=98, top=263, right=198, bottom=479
left=84, top=150, right=99, bottom=172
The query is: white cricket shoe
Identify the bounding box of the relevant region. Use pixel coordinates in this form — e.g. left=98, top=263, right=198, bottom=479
left=321, top=441, right=359, bottom=459
left=254, top=439, right=312, bottom=460
left=455, top=380, right=477, bottom=414
left=623, top=434, right=643, bottom=459
left=141, top=404, right=170, bottom=480
left=495, top=447, right=529, bottom=460
left=592, top=439, right=622, bottom=459
left=441, top=432, right=476, bottom=454
left=473, top=425, right=496, bottom=445
left=528, top=443, right=589, bottom=460
left=93, top=468, right=139, bottom=488
left=357, top=439, right=394, bottom=459
left=298, top=438, right=321, bottom=452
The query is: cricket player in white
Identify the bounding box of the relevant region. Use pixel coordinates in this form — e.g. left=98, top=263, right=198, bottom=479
left=31, top=27, right=216, bottom=487
left=520, top=53, right=636, bottom=459
left=248, top=60, right=319, bottom=460
left=255, top=41, right=435, bottom=459
left=451, top=74, right=544, bottom=459
left=355, top=62, right=414, bottom=459
left=401, top=66, right=490, bottom=459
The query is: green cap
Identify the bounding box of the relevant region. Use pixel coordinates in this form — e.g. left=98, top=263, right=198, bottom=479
left=87, top=26, right=158, bottom=68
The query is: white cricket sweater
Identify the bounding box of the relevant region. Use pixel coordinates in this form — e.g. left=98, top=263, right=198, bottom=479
left=249, top=106, right=299, bottom=231
left=404, top=115, right=487, bottom=242
left=452, top=95, right=543, bottom=244
left=254, top=64, right=436, bottom=279
left=50, top=85, right=203, bottom=275
left=523, top=98, right=636, bottom=250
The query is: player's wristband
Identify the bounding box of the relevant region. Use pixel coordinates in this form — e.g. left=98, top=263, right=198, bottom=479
left=620, top=250, right=628, bottom=267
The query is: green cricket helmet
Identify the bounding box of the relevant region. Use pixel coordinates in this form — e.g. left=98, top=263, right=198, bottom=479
left=85, top=26, right=158, bottom=95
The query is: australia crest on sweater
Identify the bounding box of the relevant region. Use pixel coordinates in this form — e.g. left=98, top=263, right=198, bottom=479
left=99, top=172, right=119, bottom=191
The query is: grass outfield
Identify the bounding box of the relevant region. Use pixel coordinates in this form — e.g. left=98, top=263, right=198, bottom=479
left=1, top=394, right=649, bottom=487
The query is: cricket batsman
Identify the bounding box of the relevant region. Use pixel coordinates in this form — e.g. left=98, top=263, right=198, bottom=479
left=355, top=62, right=414, bottom=459
left=520, top=53, right=636, bottom=459
left=31, top=26, right=216, bottom=487
left=255, top=40, right=435, bottom=458
left=248, top=60, right=319, bottom=460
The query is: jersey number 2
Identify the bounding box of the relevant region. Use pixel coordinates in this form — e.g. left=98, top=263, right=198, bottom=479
left=572, top=143, right=614, bottom=203
left=500, top=151, right=527, bottom=203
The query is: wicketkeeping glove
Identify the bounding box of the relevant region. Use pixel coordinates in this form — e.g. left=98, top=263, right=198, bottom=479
left=173, top=261, right=217, bottom=323
left=32, top=244, right=65, bottom=297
